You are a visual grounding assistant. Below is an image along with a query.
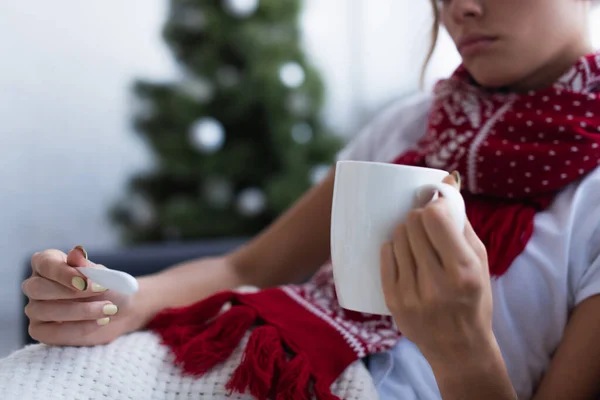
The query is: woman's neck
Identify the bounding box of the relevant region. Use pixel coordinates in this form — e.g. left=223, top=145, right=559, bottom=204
left=508, top=41, right=595, bottom=93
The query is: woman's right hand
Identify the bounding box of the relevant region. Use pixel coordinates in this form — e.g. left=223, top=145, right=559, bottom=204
left=22, top=246, right=148, bottom=346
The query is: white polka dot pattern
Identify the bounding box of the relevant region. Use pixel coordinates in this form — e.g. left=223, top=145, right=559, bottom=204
left=396, top=52, right=600, bottom=198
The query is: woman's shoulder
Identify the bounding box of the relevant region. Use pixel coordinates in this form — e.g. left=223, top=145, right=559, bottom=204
left=554, top=165, right=600, bottom=230
left=553, top=165, right=600, bottom=262
left=337, top=92, right=433, bottom=163
left=560, top=165, right=600, bottom=305
left=570, top=166, right=600, bottom=210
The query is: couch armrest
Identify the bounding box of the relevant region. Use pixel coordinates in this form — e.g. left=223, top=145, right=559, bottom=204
left=22, top=238, right=247, bottom=346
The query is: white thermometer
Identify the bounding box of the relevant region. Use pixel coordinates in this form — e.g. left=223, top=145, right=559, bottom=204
left=78, top=267, right=139, bottom=295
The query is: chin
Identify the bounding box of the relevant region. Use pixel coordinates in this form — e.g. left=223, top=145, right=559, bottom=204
left=463, top=58, right=527, bottom=90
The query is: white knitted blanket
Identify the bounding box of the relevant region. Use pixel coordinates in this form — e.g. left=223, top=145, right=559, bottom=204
left=0, top=331, right=379, bottom=400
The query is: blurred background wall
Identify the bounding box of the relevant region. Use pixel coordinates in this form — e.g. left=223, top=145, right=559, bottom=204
left=0, top=1, right=598, bottom=357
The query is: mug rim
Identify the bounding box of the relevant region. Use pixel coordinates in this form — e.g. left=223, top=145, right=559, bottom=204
left=336, top=160, right=448, bottom=175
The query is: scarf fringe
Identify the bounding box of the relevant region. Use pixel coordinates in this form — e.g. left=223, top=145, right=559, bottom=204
left=226, top=325, right=283, bottom=399
left=275, top=353, right=314, bottom=400
left=274, top=352, right=340, bottom=400
left=179, top=306, right=257, bottom=376
left=151, top=292, right=258, bottom=377
left=225, top=323, right=341, bottom=400
left=153, top=297, right=341, bottom=400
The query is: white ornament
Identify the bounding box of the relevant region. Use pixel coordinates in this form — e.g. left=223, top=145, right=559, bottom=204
left=216, top=66, right=241, bottom=88
left=190, top=118, right=226, bottom=154
left=179, top=77, right=214, bottom=102
left=291, top=123, right=313, bottom=144
left=279, top=62, right=305, bottom=89
left=237, top=188, right=266, bottom=216
left=223, top=0, right=259, bottom=18
left=203, top=178, right=233, bottom=207
left=310, top=164, right=331, bottom=185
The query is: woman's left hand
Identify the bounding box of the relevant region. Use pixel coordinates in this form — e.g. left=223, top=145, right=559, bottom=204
left=380, top=173, right=494, bottom=364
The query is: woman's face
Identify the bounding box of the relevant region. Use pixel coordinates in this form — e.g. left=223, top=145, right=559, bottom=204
left=439, top=0, right=593, bottom=91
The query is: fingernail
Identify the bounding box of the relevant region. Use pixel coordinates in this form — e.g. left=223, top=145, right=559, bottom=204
left=71, top=276, right=87, bottom=291
left=103, top=304, right=118, bottom=316
left=97, top=317, right=111, bottom=326
left=451, top=171, right=462, bottom=189
left=91, top=283, right=108, bottom=293
left=74, top=245, right=88, bottom=260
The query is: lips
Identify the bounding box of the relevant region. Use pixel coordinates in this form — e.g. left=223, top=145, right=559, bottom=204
left=457, top=34, right=498, bottom=56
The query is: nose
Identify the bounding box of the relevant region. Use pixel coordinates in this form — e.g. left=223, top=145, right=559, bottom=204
left=449, top=0, right=483, bottom=22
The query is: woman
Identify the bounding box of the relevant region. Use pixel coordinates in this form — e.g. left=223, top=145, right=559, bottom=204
left=8, top=0, right=600, bottom=399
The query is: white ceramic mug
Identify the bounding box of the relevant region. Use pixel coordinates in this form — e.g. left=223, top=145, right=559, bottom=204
left=330, top=161, right=466, bottom=315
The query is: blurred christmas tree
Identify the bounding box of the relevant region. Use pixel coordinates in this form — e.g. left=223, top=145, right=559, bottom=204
left=111, top=0, right=342, bottom=244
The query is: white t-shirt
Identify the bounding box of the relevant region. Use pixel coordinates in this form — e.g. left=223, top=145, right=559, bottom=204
left=338, top=93, right=600, bottom=400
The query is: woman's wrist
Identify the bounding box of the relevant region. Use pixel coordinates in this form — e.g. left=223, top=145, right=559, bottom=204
left=125, top=256, right=244, bottom=332
left=426, top=333, right=517, bottom=400
left=126, top=275, right=166, bottom=332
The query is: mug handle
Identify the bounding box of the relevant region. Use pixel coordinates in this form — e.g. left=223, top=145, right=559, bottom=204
left=417, top=182, right=466, bottom=232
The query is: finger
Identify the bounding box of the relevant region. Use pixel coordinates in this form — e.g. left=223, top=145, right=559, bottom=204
left=380, top=242, right=399, bottom=291
left=66, top=246, right=110, bottom=293
left=25, top=300, right=118, bottom=323
left=406, top=209, right=444, bottom=290
left=442, top=170, right=461, bottom=190
left=22, top=276, right=102, bottom=301
left=391, top=223, right=419, bottom=295
left=463, top=218, right=489, bottom=268
left=32, top=249, right=88, bottom=292
left=28, top=320, right=114, bottom=347
left=66, top=245, right=89, bottom=267
left=421, top=198, right=478, bottom=270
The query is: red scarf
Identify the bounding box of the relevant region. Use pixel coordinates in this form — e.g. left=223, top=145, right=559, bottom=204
left=149, top=53, right=600, bottom=400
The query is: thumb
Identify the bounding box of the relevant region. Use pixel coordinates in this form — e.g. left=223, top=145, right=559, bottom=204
left=66, top=245, right=89, bottom=268
left=417, top=171, right=462, bottom=206
left=66, top=245, right=109, bottom=293
left=442, top=172, right=480, bottom=244
left=442, top=170, right=461, bottom=190
left=66, top=245, right=105, bottom=269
